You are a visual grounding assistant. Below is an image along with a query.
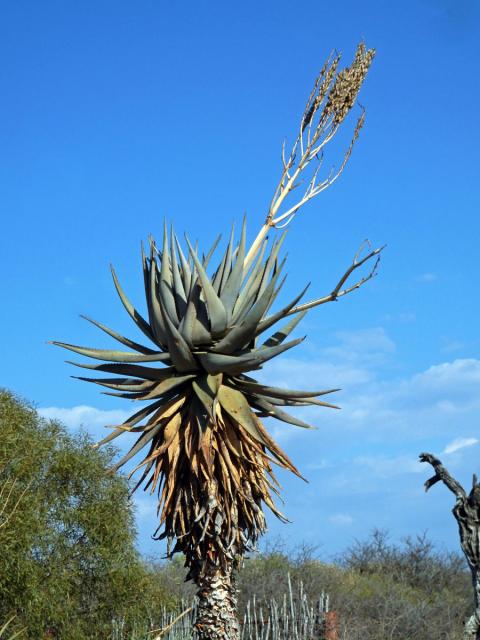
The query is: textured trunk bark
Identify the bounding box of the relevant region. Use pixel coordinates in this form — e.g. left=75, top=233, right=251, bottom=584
left=464, top=569, right=480, bottom=640
left=193, top=561, right=240, bottom=640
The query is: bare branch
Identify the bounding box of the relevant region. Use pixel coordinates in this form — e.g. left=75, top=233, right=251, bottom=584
left=284, top=243, right=384, bottom=317
left=419, top=452, right=467, bottom=501
left=150, top=606, right=193, bottom=639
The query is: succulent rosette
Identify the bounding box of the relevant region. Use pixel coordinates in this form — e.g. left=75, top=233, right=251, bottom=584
left=53, top=219, right=337, bottom=578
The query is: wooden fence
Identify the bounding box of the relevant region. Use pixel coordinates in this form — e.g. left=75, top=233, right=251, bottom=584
left=111, top=575, right=338, bottom=639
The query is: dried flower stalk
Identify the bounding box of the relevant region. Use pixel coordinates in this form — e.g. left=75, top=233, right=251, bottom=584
left=245, top=43, right=376, bottom=270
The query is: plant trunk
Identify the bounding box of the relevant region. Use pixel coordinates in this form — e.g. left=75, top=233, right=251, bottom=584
left=193, top=561, right=240, bottom=640
left=464, top=568, right=480, bottom=640
left=420, top=455, right=480, bottom=640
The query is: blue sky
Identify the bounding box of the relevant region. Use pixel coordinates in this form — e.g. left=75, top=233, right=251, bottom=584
left=1, top=0, right=480, bottom=560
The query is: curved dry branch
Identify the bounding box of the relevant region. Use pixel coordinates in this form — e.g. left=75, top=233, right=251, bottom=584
left=419, top=452, right=467, bottom=500
left=150, top=606, right=193, bottom=639
left=285, top=242, right=384, bottom=317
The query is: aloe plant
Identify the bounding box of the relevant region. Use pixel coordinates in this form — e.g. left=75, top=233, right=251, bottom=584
left=53, top=43, right=378, bottom=640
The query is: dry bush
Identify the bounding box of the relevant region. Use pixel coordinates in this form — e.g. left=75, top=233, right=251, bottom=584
left=139, top=530, right=470, bottom=639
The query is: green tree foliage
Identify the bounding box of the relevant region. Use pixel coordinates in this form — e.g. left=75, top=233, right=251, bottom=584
left=237, top=532, right=470, bottom=640
left=131, top=532, right=471, bottom=639
left=0, top=390, right=172, bottom=639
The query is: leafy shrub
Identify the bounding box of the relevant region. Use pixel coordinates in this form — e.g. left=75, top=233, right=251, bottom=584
left=0, top=390, right=172, bottom=639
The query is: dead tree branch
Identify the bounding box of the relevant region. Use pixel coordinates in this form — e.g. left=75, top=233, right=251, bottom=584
left=420, top=452, right=467, bottom=500
left=285, top=241, right=384, bottom=317
left=420, top=452, right=480, bottom=640
left=149, top=606, right=193, bottom=639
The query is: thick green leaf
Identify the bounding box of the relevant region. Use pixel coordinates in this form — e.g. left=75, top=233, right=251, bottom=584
left=141, top=242, right=154, bottom=322
left=159, top=225, right=179, bottom=325
left=255, top=283, right=310, bottom=336
left=102, top=373, right=194, bottom=399
left=212, top=234, right=231, bottom=294
left=192, top=373, right=222, bottom=420
left=148, top=258, right=169, bottom=345
left=52, top=342, right=170, bottom=363
left=218, top=224, right=234, bottom=294
left=231, top=239, right=268, bottom=322
left=202, top=234, right=222, bottom=268
left=264, top=271, right=287, bottom=316
left=220, top=216, right=246, bottom=316
left=170, top=227, right=188, bottom=317
left=110, top=265, right=157, bottom=344
left=248, top=395, right=316, bottom=429
left=140, top=373, right=196, bottom=400
left=66, top=361, right=174, bottom=379
left=264, top=396, right=339, bottom=409
left=217, top=384, right=270, bottom=448
left=178, top=281, right=212, bottom=346
left=197, top=337, right=304, bottom=375
left=232, top=246, right=286, bottom=328
left=80, top=315, right=157, bottom=354
left=257, top=231, right=287, bottom=298
left=306, top=397, right=341, bottom=409
left=262, top=309, right=307, bottom=348
left=161, top=220, right=173, bottom=285
left=234, top=377, right=339, bottom=400
left=159, top=303, right=198, bottom=372
left=211, top=263, right=284, bottom=354
left=174, top=234, right=192, bottom=295
left=185, top=236, right=228, bottom=337
left=159, top=276, right=183, bottom=330
left=73, top=376, right=158, bottom=392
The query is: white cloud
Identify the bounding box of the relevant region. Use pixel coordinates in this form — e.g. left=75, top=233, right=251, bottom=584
left=39, top=405, right=129, bottom=430
left=323, top=327, right=395, bottom=361
left=133, top=494, right=158, bottom=520
left=260, top=344, right=480, bottom=551
left=441, top=338, right=465, bottom=354
left=307, top=459, right=331, bottom=471
left=381, top=312, right=416, bottom=324
left=335, top=358, right=480, bottom=439
left=329, top=514, right=354, bottom=526
left=416, top=272, right=437, bottom=283
left=36, top=329, right=480, bottom=556
left=258, top=357, right=373, bottom=390
left=352, top=454, right=423, bottom=478
left=38, top=405, right=131, bottom=445
left=443, top=437, right=478, bottom=455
